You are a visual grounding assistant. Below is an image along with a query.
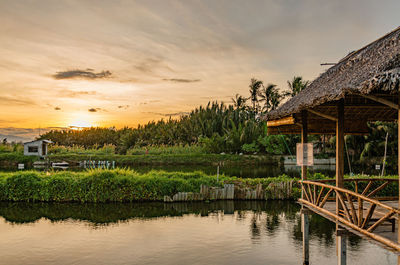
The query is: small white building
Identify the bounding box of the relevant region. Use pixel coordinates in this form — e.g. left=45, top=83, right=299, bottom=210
left=24, top=140, right=52, bottom=157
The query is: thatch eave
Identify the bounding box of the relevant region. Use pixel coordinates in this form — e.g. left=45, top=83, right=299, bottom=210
left=264, top=27, right=400, bottom=123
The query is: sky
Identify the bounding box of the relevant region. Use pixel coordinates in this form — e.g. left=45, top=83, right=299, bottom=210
left=1, top=0, right=400, bottom=141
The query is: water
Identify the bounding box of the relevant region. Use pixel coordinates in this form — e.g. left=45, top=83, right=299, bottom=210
left=0, top=201, right=396, bottom=265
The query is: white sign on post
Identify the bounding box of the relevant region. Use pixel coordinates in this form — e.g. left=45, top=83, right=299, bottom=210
left=296, top=143, right=314, bottom=166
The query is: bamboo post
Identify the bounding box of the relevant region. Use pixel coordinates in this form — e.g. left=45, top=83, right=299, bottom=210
left=301, top=210, right=310, bottom=265
left=301, top=110, right=308, bottom=181
left=337, top=229, right=347, bottom=265
left=397, top=97, right=400, bottom=265
left=336, top=99, right=345, bottom=215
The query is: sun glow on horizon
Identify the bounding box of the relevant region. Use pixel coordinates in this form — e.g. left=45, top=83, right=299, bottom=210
left=67, top=112, right=100, bottom=129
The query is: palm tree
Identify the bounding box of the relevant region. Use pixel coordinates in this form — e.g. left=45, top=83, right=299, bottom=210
left=259, top=83, right=281, bottom=113
left=285, top=76, right=309, bottom=98
left=249, top=78, right=263, bottom=112
left=231, top=94, right=248, bottom=109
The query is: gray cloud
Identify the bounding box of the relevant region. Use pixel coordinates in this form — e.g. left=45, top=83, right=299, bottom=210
left=0, top=96, right=36, bottom=106
left=163, top=78, right=201, bottom=83
left=60, top=90, right=97, bottom=97
left=54, top=106, right=61, bottom=110
left=118, top=105, right=130, bottom=109
left=134, top=58, right=174, bottom=74
left=0, top=126, right=68, bottom=142
left=53, top=69, right=112, bottom=80
left=145, top=111, right=189, bottom=117
left=88, top=107, right=106, bottom=112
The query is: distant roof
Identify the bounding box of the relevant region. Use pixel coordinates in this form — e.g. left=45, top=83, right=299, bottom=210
left=265, top=26, right=400, bottom=121
left=24, top=139, right=53, bottom=145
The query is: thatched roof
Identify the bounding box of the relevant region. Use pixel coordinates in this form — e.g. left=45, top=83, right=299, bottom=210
left=265, top=27, right=400, bottom=122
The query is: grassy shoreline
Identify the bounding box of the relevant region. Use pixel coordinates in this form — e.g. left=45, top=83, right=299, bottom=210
left=0, top=169, right=397, bottom=203
left=0, top=169, right=296, bottom=202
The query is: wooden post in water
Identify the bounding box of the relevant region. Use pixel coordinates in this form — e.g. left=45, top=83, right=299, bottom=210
left=301, top=110, right=308, bottom=202
left=336, top=99, right=345, bottom=258
left=336, top=99, right=345, bottom=189
left=301, top=209, right=310, bottom=265
left=336, top=99, right=345, bottom=207
left=337, top=229, right=347, bottom=265
left=301, top=110, right=308, bottom=182
left=398, top=94, right=400, bottom=265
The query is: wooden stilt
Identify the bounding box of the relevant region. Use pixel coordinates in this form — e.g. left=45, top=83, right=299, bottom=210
left=336, top=99, right=345, bottom=218
left=301, top=110, right=308, bottom=181
left=302, top=212, right=310, bottom=265
left=398, top=93, right=400, bottom=265
left=337, top=229, right=347, bottom=265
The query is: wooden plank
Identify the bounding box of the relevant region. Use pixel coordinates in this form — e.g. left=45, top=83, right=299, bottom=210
left=308, top=109, right=338, bottom=121
left=357, top=94, right=399, bottom=110
left=267, top=116, right=295, bottom=127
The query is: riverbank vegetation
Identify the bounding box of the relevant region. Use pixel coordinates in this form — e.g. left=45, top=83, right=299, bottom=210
left=0, top=169, right=396, bottom=203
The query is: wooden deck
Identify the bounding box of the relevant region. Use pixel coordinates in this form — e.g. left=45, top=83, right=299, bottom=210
left=299, top=179, right=400, bottom=252
left=303, top=200, right=399, bottom=245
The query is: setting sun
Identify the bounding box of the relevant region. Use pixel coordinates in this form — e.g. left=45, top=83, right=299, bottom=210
left=67, top=112, right=98, bottom=129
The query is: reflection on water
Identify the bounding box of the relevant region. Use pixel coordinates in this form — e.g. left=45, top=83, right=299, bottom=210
left=0, top=201, right=396, bottom=265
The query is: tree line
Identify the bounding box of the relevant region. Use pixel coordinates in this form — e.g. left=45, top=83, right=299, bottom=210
left=39, top=76, right=398, bottom=170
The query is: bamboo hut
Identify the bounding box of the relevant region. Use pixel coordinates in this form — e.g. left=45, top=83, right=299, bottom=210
left=264, top=26, right=400, bottom=256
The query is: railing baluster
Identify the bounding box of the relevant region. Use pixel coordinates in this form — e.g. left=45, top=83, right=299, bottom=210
left=307, top=184, right=314, bottom=204
left=319, top=188, right=333, bottom=208
left=367, top=210, right=395, bottom=232
left=361, top=181, right=373, bottom=196
left=337, top=192, right=352, bottom=222
left=315, top=187, right=325, bottom=206
left=361, top=203, right=377, bottom=229
left=367, top=181, right=389, bottom=198
left=354, top=180, right=358, bottom=194
left=313, top=185, right=317, bottom=204
left=345, top=193, right=358, bottom=225
left=302, top=185, right=311, bottom=202
left=358, top=198, right=363, bottom=227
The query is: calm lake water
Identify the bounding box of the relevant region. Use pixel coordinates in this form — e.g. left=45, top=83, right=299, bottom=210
left=0, top=201, right=396, bottom=265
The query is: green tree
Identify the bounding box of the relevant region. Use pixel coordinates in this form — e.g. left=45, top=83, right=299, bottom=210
left=259, top=83, right=281, bottom=113
left=249, top=78, right=263, bottom=112
left=231, top=94, right=248, bottom=109
left=285, top=76, right=309, bottom=98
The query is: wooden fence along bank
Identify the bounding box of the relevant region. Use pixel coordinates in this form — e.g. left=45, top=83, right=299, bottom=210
left=164, top=181, right=295, bottom=202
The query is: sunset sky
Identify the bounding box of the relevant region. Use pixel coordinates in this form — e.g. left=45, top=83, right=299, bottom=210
left=1, top=0, right=400, bottom=141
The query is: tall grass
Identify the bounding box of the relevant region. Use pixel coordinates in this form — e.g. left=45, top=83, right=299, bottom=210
left=48, top=144, right=116, bottom=155
left=0, top=169, right=295, bottom=202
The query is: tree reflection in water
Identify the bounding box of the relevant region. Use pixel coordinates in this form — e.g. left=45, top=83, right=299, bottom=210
left=0, top=200, right=363, bottom=248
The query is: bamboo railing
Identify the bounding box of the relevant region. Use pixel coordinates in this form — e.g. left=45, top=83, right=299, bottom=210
left=299, top=179, right=400, bottom=252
